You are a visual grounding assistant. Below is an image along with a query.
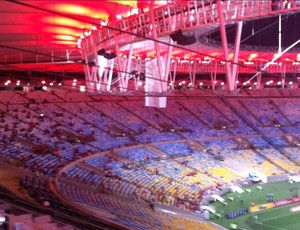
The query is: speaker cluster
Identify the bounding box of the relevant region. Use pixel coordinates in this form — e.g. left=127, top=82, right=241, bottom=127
left=97, top=48, right=117, bottom=59
left=170, top=29, right=196, bottom=46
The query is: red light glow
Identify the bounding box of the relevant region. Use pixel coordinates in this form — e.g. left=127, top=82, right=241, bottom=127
left=55, top=35, right=77, bottom=41
left=51, top=40, right=77, bottom=46
left=43, top=16, right=83, bottom=28
left=273, top=53, right=281, bottom=60
left=44, top=27, right=82, bottom=36
left=248, top=53, right=258, bottom=61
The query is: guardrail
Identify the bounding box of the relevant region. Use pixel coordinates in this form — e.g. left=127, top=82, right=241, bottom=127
left=81, top=0, right=300, bottom=57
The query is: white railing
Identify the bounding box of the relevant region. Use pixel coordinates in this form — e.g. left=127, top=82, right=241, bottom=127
left=81, top=0, right=300, bottom=56
left=172, top=61, right=300, bottom=74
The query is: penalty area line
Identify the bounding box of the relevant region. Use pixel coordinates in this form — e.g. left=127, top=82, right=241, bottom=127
left=256, top=221, right=287, bottom=230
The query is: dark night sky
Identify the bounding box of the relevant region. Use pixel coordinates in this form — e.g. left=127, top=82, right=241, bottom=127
left=210, top=12, right=300, bottom=48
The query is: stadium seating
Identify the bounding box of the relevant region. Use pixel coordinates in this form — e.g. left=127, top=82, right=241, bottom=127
left=2, top=89, right=300, bottom=229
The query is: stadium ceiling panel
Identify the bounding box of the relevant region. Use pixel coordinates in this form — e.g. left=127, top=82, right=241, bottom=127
left=0, top=0, right=164, bottom=73
left=0, top=0, right=300, bottom=77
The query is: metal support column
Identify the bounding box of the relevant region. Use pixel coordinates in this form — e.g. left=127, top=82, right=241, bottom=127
left=170, top=60, right=177, bottom=90
left=232, top=21, right=243, bottom=90
left=278, top=14, right=282, bottom=54
left=281, top=65, right=286, bottom=89
left=256, top=62, right=262, bottom=89
left=82, top=41, right=93, bottom=91
left=217, top=0, right=234, bottom=91
left=124, top=44, right=134, bottom=91
left=109, top=16, right=126, bottom=92
left=96, top=56, right=107, bottom=91
left=106, top=59, right=115, bottom=92
left=163, top=38, right=173, bottom=92
left=149, top=0, right=164, bottom=93
left=189, top=62, right=196, bottom=88
left=211, top=61, right=217, bottom=90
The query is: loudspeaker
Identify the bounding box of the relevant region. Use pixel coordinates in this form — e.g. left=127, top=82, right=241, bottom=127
left=271, top=0, right=281, bottom=11
left=177, top=34, right=196, bottom=46
left=88, top=61, right=96, bottom=66
left=97, top=48, right=106, bottom=56
left=170, top=30, right=196, bottom=46
left=104, top=52, right=117, bottom=60
left=170, top=30, right=184, bottom=42
left=97, top=48, right=116, bottom=59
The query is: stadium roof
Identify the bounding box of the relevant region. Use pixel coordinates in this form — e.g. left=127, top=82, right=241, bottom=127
left=0, top=0, right=300, bottom=83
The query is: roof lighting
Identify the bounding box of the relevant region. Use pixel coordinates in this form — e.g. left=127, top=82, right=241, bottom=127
left=84, top=31, right=91, bottom=37
left=0, top=215, right=6, bottom=223
left=79, top=85, right=86, bottom=92
left=131, top=8, right=139, bottom=14
left=100, top=21, right=108, bottom=26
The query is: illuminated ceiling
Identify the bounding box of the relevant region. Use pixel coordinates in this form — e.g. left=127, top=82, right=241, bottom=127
left=0, top=0, right=152, bottom=73
left=0, top=0, right=300, bottom=78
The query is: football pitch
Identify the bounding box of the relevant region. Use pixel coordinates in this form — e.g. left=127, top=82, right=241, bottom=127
left=249, top=205, right=300, bottom=230
left=209, top=181, right=300, bottom=230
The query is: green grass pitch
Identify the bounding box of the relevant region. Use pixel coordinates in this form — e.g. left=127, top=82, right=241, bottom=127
left=209, top=181, right=300, bottom=230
